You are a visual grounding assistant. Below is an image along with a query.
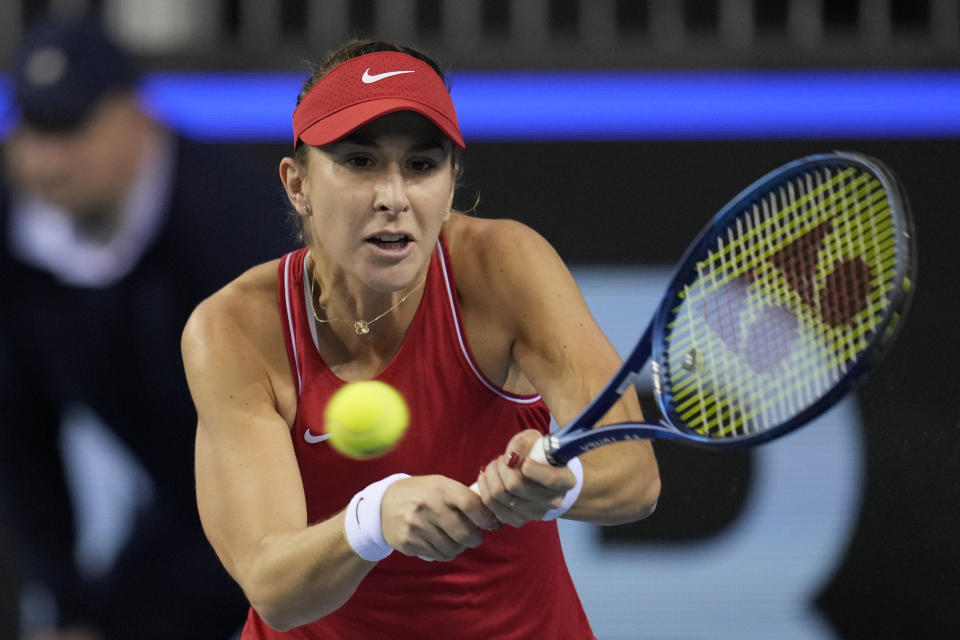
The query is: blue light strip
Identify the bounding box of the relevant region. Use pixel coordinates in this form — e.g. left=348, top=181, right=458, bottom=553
left=2, top=70, right=960, bottom=141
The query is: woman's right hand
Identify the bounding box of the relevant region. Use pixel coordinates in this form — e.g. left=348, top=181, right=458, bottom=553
left=381, top=475, right=500, bottom=561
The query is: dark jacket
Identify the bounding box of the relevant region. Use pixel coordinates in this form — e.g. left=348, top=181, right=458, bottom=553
left=0, top=136, right=294, bottom=638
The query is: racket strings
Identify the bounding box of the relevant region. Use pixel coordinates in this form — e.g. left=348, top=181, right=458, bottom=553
left=662, top=163, right=900, bottom=439
left=816, top=170, right=896, bottom=376
left=718, top=171, right=890, bottom=432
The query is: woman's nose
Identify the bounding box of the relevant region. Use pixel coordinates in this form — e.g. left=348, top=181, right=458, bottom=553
left=373, top=165, right=410, bottom=215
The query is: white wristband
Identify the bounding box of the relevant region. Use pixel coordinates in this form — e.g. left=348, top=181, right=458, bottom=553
left=541, top=457, right=584, bottom=521
left=344, top=473, right=411, bottom=561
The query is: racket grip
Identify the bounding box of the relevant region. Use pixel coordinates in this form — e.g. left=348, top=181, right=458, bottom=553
left=528, top=436, right=550, bottom=464
left=468, top=435, right=552, bottom=494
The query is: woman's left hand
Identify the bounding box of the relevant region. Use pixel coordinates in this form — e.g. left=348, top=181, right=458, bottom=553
left=475, top=429, right=576, bottom=527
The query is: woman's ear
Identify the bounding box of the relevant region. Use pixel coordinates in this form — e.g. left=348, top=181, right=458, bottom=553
left=279, top=156, right=310, bottom=215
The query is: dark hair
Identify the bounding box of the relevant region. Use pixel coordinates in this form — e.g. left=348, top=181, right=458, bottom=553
left=288, top=39, right=466, bottom=244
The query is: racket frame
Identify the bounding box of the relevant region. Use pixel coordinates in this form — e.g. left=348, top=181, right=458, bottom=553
left=540, top=152, right=915, bottom=465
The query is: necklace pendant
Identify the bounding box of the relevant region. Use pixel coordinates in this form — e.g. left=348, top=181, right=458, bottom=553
left=354, top=320, right=370, bottom=335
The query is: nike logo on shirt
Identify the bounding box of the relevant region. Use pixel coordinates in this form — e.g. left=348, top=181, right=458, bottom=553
left=362, top=68, right=415, bottom=83
left=304, top=428, right=332, bottom=444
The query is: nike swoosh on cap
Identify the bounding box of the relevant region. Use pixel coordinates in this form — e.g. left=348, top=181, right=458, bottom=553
left=304, top=428, right=331, bottom=444
left=362, top=68, right=416, bottom=84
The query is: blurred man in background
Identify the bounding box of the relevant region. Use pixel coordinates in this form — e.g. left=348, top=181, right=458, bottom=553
left=0, top=15, right=293, bottom=639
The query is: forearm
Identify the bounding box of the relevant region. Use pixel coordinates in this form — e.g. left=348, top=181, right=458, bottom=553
left=535, top=377, right=659, bottom=525
left=514, top=338, right=660, bottom=523
left=562, top=440, right=660, bottom=525
left=239, top=511, right=375, bottom=631
left=560, top=386, right=660, bottom=525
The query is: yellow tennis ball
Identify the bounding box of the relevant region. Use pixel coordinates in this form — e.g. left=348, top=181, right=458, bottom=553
left=324, top=381, right=409, bottom=458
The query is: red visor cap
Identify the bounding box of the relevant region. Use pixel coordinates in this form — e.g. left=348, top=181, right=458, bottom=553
left=292, top=51, right=465, bottom=150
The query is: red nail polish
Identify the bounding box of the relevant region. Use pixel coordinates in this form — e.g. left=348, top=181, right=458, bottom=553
left=507, top=452, right=520, bottom=468
left=480, top=465, right=486, bottom=473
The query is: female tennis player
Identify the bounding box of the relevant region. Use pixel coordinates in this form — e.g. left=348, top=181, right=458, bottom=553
left=181, top=39, right=660, bottom=639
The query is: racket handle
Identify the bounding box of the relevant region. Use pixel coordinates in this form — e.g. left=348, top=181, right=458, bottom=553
left=468, top=434, right=553, bottom=494
left=528, top=436, right=550, bottom=464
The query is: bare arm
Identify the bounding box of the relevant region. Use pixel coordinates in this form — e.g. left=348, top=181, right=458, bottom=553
left=183, top=281, right=373, bottom=630
left=183, top=270, right=498, bottom=630
left=464, top=219, right=660, bottom=526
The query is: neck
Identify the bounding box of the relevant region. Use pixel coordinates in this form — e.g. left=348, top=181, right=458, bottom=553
left=307, top=250, right=429, bottom=339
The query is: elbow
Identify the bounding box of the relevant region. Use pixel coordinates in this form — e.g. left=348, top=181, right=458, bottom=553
left=236, top=529, right=366, bottom=631
left=260, top=616, right=300, bottom=634
left=613, top=466, right=661, bottom=525
left=258, top=612, right=297, bottom=633
left=629, top=447, right=661, bottom=521
left=633, top=472, right=660, bottom=521
left=240, top=565, right=311, bottom=632
left=589, top=468, right=660, bottom=526
left=247, top=590, right=309, bottom=633
left=243, top=571, right=350, bottom=632
left=245, top=585, right=296, bottom=632
left=236, top=543, right=317, bottom=631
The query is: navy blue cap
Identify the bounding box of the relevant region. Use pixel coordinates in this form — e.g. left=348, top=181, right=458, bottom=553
left=12, top=16, right=140, bottom=132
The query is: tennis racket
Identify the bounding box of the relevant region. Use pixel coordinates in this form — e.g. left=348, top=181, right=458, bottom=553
left=529, top=151, right=915, bottom=466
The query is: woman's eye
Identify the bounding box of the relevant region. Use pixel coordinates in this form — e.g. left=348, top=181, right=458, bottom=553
left=345, top=155, right=374, bottom=168
left=409, top=158, right=437, bottom=172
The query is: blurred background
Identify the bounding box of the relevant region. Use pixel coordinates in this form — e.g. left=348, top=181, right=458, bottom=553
left=1, top=1, right=958, bottom=639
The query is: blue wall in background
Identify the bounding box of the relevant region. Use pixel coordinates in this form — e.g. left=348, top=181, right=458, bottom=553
left=4, top=70, right=960, bottom=141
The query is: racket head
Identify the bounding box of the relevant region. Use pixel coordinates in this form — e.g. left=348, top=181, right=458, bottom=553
left=650, top=152, right=915, bottom=447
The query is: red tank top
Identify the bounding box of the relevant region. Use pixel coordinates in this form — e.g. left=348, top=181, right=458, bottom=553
left=241, top=237, right=595, bottom=639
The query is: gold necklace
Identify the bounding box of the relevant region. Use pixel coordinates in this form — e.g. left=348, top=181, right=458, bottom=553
left=308, top=253, right=427, bottom=336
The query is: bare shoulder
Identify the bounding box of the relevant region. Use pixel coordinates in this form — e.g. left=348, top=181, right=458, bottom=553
left=182, top=259, right=295, bottom=423
left=182, top=259, right=283, bottom=355
left=444, top=213, right=556, bottom=263
left=443, top=213, right=566, bottom=303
